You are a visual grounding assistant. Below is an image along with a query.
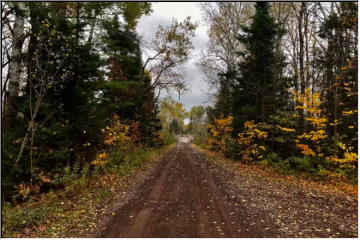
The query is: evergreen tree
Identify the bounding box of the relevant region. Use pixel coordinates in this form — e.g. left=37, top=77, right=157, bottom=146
left=232, top=2, right=286, bottom=132
left=214, top=71, right=235, bottom=118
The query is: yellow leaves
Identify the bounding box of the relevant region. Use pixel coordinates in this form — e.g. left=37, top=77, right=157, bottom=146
left=207, top=116, right=233, bottom=153
left=91, top=152, right=108, bottom=166
left=259, top=146, right=266, bottom=151
left=329, top=119, right=341, bottom=126
left=290, top=89, right=331, bottom=158
left=94, top=115, right=143, bottom=167
left=326, top=153, right=357, bottom=164
left=214, top=116, right=234, bottom=133
left=326, top=142, right=357, bottom=169
left=344, top=152, right=358, bottom=163
left=238, top=121, right=267, bottom=162
left=342, top=110, right=355, bottom=116
left=277, top=126, right=295, bottom=133
left=292, top=88, right=322, bottom=115
left=337, top=142, right=346, bottom=150
left=102, top=114, right=131, bottom=148
left=298, top=130, right=327, bottom=141
left=244, top=121, right=255, bottom=129
left=255, top=129, right=267, bottom=138
left=98, top=153, right=108, bottom=159
left=305, top=117, right=327, bottom=128
left=296, top=130, right=326, bottom=156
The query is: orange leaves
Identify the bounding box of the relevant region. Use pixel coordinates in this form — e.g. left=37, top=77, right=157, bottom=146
left=17, top=183, right=40, bottom=200
left=296, top=144, right=316, bottom=157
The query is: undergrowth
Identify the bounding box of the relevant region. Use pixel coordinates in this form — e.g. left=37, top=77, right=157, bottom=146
left=2, top=145, right=171, bottom=237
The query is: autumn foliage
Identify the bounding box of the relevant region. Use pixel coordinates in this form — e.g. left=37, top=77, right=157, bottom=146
left=207, top=116, right=234, bottom=154
left=92, top=114, right=142, bottom=167
left=207, top=85, right=357, bottom=181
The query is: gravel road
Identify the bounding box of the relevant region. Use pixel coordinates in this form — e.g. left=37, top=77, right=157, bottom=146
left=99, top=142, right=358, bottom=238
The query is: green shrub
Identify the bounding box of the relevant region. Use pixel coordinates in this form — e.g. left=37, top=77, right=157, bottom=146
left=80, top=164, right=90, bottom=179
left=265, top=151, right=281, bottom=163
left=60, top=165, right=72, bottom=185
left=224, top=138, right=241, bottom=159
left=108, top=148, right=125, bottom=166
left=286, top=156, right=316, bottom=173
left=274, top=159, right=293, bottom=174
left=258, top=159, right=269, bottom=166
left=160, top=132, right=176, bottom=145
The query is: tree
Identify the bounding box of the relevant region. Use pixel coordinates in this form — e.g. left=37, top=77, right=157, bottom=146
left=199, top=2, right=253, bottom=117
left=188, top=105, right=205, bottom=135
left=4, top=2, right=25, bottom=127
left=1, top=1, right=158, bottom=200
left=159, top=98, right=188, bottom=135
left=142, top=17, right=197, bottom=100
left=232, top=2, right=286, bottom=131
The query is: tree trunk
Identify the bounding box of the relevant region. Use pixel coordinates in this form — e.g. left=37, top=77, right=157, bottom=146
left=4, top=2, right=25, bottom=126
left=298, top=2, right=306, bottom=134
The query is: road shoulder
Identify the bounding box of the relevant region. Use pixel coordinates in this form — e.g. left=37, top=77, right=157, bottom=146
left=192, top=144, right=358, bottom=237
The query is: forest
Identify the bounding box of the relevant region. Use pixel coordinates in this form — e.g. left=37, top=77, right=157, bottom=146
left=197, top=2, right=357, bottom=182
left=2, top=2, right=197, bottom=202
left=1, top=1, right=358, bottom=238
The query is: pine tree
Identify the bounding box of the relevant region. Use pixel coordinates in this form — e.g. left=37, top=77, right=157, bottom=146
left=232, top=2, right=286, bottom=132
left=214, top=71, right=235, bottom=118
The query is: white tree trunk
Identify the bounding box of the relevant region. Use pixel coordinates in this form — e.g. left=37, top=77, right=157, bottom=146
left=6, top=2, right=25, bottom=116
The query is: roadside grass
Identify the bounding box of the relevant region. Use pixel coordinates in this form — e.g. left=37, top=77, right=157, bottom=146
left=193, top=144, right=358, bottom=197
left=2, top=145, right=173, bottom=238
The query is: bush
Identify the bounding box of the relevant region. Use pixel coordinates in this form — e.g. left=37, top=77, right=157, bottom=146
left=285, top=156, right=317, bottom=173
left=159, top=132, right=177, bottom=145
left=224, top=138, right=241, bottom=159
left=265, top=152, right=282, bottom=163
left=108, top=148, right=126, bottom=166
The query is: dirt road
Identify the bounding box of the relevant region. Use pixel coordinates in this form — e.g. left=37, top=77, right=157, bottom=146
left=99, top=143, right=357, bottom=238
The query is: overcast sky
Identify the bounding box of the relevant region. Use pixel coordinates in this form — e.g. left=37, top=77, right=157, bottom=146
left=136, top=2, right=212, bottom=111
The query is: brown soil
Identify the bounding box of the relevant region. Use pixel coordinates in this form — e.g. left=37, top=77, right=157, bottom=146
left=97, top=143, right=358, bottom=238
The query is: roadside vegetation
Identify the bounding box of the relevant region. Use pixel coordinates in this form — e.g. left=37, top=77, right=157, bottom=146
left=3, top=145, right=172, bottom=237
left=196, top=2, right=357, bottom=183
left=2, top=2, right=190, bottom=236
